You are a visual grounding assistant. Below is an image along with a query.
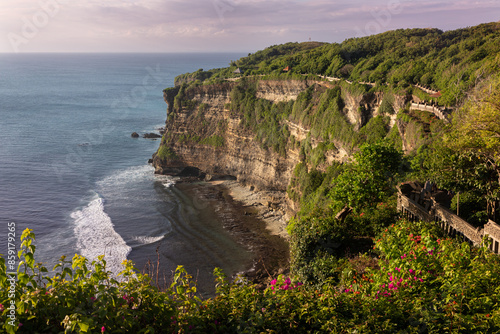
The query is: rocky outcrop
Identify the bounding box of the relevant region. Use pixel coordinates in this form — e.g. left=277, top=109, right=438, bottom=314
left=153, top=81, right=302, bottom=192
left=256, top=80, right=311, bottom=102
left=341, top=90, right=410, bottom=130
left=153, top=79, right=413, bottom=203
left=143, top=133, right=162, bottom=139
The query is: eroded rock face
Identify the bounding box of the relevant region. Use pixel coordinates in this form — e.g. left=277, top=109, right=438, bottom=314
left=153, top=82, right=300, bottom=192
left=153, top=79, right=408, bottom=194
left=256, top=80, right=311, bottom=102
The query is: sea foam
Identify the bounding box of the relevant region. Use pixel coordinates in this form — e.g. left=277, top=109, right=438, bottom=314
left=131, top=235, right=165, bottom=245
left=72, top=194, right=131, bottom=278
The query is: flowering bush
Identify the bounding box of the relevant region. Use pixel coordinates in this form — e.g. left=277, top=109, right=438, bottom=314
left=2, top=223, right=500, bottom=333
left=340, top=219, right=500, bottom=332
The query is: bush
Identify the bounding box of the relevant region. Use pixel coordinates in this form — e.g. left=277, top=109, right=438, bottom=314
left=450, top=191, right=488, bottom=227
left=156, top=145, right=177, bottom=161
left=290, top=214, right=350, bottom=285
left=5, top=222, right=500, bottom=333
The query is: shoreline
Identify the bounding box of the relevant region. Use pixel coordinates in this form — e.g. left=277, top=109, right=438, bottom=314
left=211, top=180, right=290, bottom=240
left=174, top=179, right=290, bottom=287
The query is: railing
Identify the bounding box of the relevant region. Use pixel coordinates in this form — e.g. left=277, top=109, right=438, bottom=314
left=410, top=103, right=449, bottom=121
left=397, top=189, right=500, bottom=254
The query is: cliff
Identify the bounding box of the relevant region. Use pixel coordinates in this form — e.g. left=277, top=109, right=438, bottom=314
left=153, top=80, right=307, bottom=192
left=152, top=78, right=431, bottom=211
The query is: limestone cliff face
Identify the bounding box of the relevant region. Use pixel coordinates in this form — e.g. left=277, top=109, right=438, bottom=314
left=341, top=90, right=410, bottom=130
left=256, top=80, right=311, bottom=102
left=153, top=81, right=303, bottom=192
left=153, top=79, right=412, bottom=196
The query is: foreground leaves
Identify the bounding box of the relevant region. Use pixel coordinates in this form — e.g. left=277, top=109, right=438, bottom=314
left=2, top=223, right=500, bottom=333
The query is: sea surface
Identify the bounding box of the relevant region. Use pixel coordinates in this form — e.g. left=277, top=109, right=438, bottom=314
left=0, top=53, right=251, bottom=295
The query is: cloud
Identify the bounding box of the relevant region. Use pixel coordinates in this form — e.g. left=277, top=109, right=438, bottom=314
left=1, top=0, right=499, bottom=52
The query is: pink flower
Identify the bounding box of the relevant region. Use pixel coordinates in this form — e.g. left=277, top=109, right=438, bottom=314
left=101, top=326, right=105, bottom=333
left=270, top=279, right=277, bottom=286
left=0, top=304, right=3, bottom=312
left=409, top=269, right=414, bottom=274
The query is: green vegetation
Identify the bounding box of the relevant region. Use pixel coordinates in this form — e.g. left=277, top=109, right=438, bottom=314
left=415, top=73, right=500, bottom=222
left=288, top=142, right=403, bottom=285
left=329, top=142, right=403, bottom=212
left=175, top=68, right=223, bottom=86
left=199, top=135, right=225, bottom=147
left=4, top=221, right=500, bottom=333
left=156, top=145, right=177, bottom=161
left=230, top=79, right=292, bottom=156
left=176, top=22, right=500, bottom=106
left=6, top=23, right=500, bottom=332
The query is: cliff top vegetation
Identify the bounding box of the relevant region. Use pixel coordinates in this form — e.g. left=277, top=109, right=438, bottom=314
left=173, top=22, right=500, bottom=106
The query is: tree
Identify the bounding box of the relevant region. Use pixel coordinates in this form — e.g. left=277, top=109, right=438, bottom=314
left=452, top=74, right=500, bottom=162
left=444, top=74, right=500, bottom=221
left=329, top=142, right=403, bottom=214
left=424, top=146, right=497, bottom=223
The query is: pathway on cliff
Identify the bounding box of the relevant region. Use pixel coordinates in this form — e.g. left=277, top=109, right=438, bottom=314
left=225, top=73, right=452, bottom=120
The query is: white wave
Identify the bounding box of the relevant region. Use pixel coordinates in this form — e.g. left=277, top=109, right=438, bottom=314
left=132, top=235, right=165, bottom=245
left=72, top=194, right=131, bottom=278
left=97, top=165, right=176, bottom=193
left=97, top=165, right=154, bottom=189
left=162, top=178, right=176, bottom=188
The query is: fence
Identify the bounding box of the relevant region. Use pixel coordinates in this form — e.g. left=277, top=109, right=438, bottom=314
left=397, top=186, right=500, bottom=254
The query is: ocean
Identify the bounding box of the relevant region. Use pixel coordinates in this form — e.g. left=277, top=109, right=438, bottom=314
left=0, top=53, right=251, bottom=296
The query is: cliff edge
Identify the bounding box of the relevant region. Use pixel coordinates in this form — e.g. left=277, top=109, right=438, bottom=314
left=152, top=77, right=428, bottom=217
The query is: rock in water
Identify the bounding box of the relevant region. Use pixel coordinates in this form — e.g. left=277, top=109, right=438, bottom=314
left=131, top=132, right=139, bottom=138
left=143, top=133, right=162, bottom=139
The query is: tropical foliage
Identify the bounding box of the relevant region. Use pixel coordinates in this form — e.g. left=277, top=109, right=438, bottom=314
left=5, top=22, right=500, bottom=333
left=3, top=221, right=500, bottom=333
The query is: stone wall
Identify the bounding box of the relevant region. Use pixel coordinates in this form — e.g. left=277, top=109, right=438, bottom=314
left=413, top=84, right=439, bottom=95
left=410, top=103, right=449, bottom=121
left=397, top=186, right=500, bottom=254
left=484, top=220, right=500, bottom=253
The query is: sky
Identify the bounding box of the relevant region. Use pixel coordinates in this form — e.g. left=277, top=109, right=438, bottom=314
left=1, top=0, right=499, bottom=53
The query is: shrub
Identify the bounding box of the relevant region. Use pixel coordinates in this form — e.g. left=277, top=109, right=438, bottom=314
left=156, top=145, right=177, bottom=161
